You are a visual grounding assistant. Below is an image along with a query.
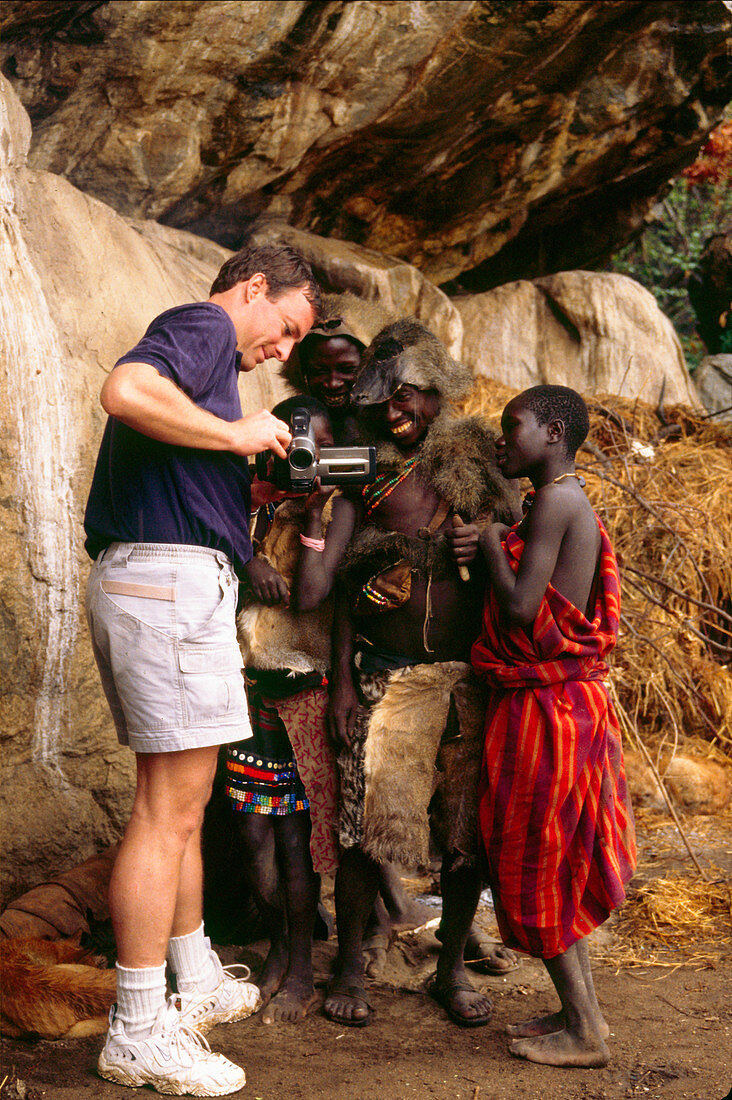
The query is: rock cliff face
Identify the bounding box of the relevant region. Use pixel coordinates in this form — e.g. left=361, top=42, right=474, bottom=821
left=2, top=0, right=730, bottom=289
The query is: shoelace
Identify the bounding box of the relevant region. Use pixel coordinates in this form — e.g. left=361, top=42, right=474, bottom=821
left=219, top=963, right=253, bottom=984
left=164, top=1015, right=214, bottom=1063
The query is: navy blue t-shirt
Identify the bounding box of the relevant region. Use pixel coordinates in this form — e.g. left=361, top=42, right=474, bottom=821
left=84, top=302, right=254, bottom=576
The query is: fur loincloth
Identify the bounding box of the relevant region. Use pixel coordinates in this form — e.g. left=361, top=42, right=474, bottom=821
left=338, top=660, right=487, bottom=867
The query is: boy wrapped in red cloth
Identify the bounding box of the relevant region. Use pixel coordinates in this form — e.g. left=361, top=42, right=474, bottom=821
left=471, top=385, right=636, bottom=1068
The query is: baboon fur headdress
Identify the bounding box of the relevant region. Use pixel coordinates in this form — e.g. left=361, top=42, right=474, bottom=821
left=351, top=318, right=473, bottom=408
left=281, top=291, right=395, bottom=393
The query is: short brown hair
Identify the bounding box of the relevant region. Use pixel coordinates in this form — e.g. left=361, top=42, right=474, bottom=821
left=209, top=245, right=321, bottom=316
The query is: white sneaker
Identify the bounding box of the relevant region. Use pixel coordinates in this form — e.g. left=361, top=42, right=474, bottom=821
left=97, top=997, right=246, bottom=1096
left=178, top=955, right=262, bottom=1035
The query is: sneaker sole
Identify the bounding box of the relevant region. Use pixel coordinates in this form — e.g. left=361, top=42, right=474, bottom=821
left=185, top=996, right=263, bottom=1036
left=98, top=1054, right=246, bottom=1096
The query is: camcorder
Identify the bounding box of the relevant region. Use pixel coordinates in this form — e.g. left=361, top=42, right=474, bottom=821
left=255, top=406, right=376, bottom=493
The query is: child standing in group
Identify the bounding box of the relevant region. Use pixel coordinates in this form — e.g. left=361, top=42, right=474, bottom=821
left=471, top=384, right=636, bottom=1068
left=225, top=395, right=356, bottom=1024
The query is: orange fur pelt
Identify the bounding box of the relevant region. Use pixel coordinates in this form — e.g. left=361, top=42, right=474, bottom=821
left=0, top=937, right=116, bottom=1039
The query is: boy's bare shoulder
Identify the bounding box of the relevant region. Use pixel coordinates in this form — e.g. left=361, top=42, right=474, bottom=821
left=531, top=480, right=597, bottom=534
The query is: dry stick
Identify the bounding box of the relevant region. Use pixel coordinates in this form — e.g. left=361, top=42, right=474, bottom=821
left=620, top=612, right=719, bottom=738
left=622, top=574, right=732, bottom=656
left=577, top=464, right=716, bottom=605
left=607, top=682, right=708, bottom=880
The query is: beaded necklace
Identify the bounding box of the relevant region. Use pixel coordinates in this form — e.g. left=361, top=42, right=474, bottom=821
left=362, top=456, right=418, bottom=514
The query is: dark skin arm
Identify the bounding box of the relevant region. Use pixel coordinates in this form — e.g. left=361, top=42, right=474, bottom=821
left=444, top=491, right=522, bottom=569
left=293, top=489, right=358, bottom=611
left=327, top=582, right=359, bottom=749
left=243, top=556, right=290, bottom=606
left=479, top=482, right=600, bottom=627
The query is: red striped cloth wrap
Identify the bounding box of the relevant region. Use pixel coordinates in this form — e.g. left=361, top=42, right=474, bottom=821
left=471, top=517, right=636, bottom=959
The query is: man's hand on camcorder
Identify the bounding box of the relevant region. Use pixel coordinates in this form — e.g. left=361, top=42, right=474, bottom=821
left=231, top=409, right=292, bottom=458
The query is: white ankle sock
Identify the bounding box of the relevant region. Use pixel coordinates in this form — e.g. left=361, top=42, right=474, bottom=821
left=114, top=963, right=167, bottom=1040
left=167, top=922, right=221, bottom=994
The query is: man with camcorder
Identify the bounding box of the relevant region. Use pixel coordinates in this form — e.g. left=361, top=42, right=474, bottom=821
left=84, top=245, right=319, bottom=1096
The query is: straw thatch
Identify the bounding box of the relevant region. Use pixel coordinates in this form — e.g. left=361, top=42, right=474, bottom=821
left=612, top=870, right=732, bottom=956
left=459, top=378, right=732, bottom=763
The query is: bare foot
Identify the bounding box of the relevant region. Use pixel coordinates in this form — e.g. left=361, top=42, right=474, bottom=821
left=507, top=1011, right=610, bottom=1040
left=464, top=934, right=520, bottom=976
left=506, top=1010, right=564, bottom=1037
left=256, top=940, right=288, bottom=1007
left=509, top=1028, right=610, bottom=1067
left=363, top=928, right=396, bottom=978
left=262, top=977, right=317, bottom=1024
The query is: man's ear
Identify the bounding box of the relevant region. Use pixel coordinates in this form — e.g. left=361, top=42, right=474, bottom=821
left=547, top=418, right=565, bottom=445
left=243, top=273, right=268, bottom=301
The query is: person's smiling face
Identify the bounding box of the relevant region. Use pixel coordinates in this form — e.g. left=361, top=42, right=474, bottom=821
left=303, top=337, right=362, bottom=410
left=233, top=281, right=316, bottom=371
left=378, top=384, right=440, bottom=450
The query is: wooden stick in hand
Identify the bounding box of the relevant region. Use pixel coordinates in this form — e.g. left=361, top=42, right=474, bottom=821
left=452, top=514, right=471, bottom=582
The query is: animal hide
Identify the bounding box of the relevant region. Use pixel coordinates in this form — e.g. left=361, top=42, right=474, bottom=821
left=352, top=318, right=473, bottom=406
left=237, top=497, right=334, bottom=673
left=0, top=845, right=117, bottom=941
left=0, top=938, right=115, bottom=1039
left=360, top=661, right=486, bottom=867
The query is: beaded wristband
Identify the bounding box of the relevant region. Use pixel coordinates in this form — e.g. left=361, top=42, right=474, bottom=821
left=300, top=533, right=326, bottom=552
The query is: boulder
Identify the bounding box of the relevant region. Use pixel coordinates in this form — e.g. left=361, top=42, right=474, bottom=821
left=625, top=751, right=732, bottom=816
left=694, top=355, right=732, bottom=421
left=1, top=0, right=729, bottom=287
left=242, top=218, right=463, bottom=357
left=454, top=271, right=700, bottom=406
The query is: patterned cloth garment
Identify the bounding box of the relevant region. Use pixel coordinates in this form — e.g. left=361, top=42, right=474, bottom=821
left=471, top=512, right=637, bottom=959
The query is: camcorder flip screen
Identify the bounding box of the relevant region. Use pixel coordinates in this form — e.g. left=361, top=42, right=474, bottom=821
left=254, top=407, right=376, bottom=492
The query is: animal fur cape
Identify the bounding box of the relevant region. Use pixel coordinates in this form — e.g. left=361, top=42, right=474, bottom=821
left=340, top=412, right=519, bottom=585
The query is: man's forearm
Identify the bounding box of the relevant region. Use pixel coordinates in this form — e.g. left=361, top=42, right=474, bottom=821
left=101, top=362, right=290, bottom=457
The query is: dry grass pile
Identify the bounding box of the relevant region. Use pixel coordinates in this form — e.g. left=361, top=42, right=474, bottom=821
left=460, top=378, right=732, bottom=761
left=612, top=872, right=732, bottom=964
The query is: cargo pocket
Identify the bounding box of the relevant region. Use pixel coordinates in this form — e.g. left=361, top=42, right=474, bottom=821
left=178, top=642, right=246, bottom=725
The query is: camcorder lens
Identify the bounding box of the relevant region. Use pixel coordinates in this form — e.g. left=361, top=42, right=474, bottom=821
left=289, top=446, right=313, bottom=470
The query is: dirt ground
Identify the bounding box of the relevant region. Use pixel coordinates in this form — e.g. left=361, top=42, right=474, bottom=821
left=2, top=811, right=732, bottom=1100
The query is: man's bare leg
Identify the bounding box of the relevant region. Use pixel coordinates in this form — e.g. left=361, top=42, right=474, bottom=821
left=508, top=941, right=610, bottom=1066
left=323, top=846, right=380, bottom=1025
left=506, top=938, right=609, bottom=1039
left=361, top=863, right=433, bottom=978
left=110, top=746, right=220, bottom=968
left=430, top=860, right=492, bottom=1025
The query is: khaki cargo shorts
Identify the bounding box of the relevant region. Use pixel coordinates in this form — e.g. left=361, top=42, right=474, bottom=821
left=86, top=542, right=252, bottom=753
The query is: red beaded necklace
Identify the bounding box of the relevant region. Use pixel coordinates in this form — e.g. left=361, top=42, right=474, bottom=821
left=362, top=456, right=418, bottom=514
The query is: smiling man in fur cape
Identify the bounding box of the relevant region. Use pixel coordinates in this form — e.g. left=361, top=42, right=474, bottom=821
left=323, top=319, right=521, bottom=1028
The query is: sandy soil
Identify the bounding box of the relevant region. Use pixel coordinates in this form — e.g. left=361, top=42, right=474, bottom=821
left=2, top=812, right=731, bottom=1100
